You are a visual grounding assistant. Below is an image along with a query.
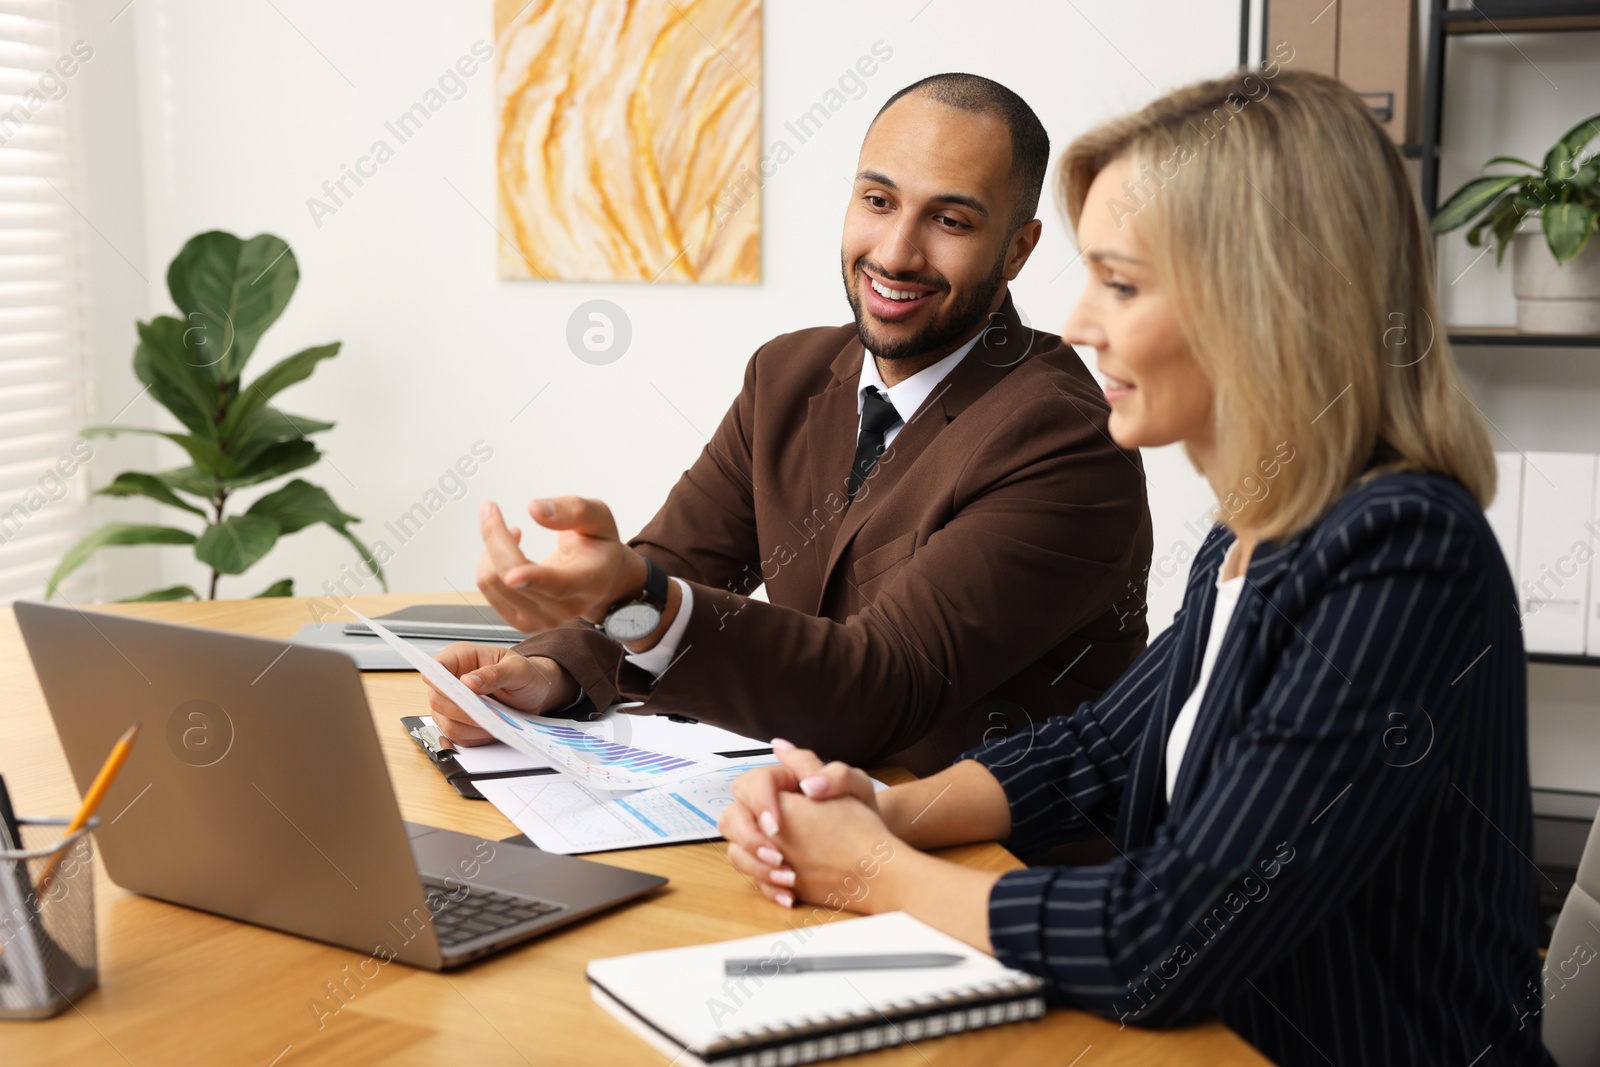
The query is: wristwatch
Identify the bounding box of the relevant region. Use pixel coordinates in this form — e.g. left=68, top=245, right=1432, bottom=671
left=597, top=556, right=670, bottom=643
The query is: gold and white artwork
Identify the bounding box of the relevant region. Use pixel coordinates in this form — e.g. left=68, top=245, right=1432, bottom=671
left=494, top=0, right=762, bottom=283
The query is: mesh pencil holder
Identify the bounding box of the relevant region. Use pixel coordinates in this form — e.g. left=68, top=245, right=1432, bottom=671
left=0, top=816, right=99, bottom=1020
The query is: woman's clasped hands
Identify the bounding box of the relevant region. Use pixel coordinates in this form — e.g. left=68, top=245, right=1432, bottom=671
left=718, top=739, right=901, bottom=913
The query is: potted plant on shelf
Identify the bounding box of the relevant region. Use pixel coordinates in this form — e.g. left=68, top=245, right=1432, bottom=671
left=1432, top=113, right=1600, bottom=334
left=47, top=230, right=385, bottom=601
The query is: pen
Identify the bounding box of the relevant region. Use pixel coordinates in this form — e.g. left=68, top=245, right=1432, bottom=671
left=0, top=773, right=22, bottom=852
left=723, top=952, right=965, bottom=976
left=35, top=721, right=140, bottom=895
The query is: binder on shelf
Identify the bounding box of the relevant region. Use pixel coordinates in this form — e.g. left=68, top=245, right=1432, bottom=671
left=1486, top=452, right=1524, bottom=589
left=1336, top=0, right=1420, bottom=144
left=1266, top=0, right=1337, bottom=77
left=1517, top=452, right=1596, bottom=656
left=1265, top=0, right=1418, bottom=144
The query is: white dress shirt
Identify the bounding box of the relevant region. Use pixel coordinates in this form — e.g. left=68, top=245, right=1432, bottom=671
left=621, top=577, right=696, bottom=675
left=627, top=334, right=979, bottom=679
left=855, top=334, right=980, bottom=446
left=1164, top=543, right=1246, bottom=801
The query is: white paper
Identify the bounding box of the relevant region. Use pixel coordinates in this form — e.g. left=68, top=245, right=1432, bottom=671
left=479, top=764, right=890, bottom=855
left=423, top=712, right=769, bottom=776
left=625, top=714, right=770, bottom=758
left=477, top=758, right=782, bottom=854
left=352, top=610, right=727, bottom=790
left=420, top=718, right=553, bottom=774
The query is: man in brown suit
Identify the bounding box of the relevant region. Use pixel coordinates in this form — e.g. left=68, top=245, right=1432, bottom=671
left=428, top=74, right=1152, bottom=774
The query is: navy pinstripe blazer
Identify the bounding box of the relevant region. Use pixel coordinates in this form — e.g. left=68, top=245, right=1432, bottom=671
left=965, top=471, right=1553, bottom=1066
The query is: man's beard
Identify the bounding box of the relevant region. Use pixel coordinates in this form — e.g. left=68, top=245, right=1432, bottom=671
left=841, top=251, right=1008, bottom=363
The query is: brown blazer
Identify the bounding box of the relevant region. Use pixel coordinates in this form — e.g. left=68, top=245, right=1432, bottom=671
left=515, top=292, right=1153, bottom=774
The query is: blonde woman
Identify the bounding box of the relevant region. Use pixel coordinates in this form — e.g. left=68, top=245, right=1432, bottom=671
left=718, top=69, right=1552, bottom=1065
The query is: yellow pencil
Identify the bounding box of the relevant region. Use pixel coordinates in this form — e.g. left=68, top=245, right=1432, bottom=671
left=34, top=721, right=140, bottom=895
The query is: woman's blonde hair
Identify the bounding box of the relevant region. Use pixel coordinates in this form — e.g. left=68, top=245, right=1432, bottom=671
left=1061, top=67, right=1495, bottom=540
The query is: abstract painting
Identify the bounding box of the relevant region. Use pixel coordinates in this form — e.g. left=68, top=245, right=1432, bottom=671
left=494, top=0, right=762, bottom=283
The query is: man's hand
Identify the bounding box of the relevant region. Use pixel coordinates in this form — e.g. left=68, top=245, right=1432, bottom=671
left=424, top=644, right=580, bottom=747
left=475, top=497, right=647, bottom=634
left=719, top=740, right=880, bottom=906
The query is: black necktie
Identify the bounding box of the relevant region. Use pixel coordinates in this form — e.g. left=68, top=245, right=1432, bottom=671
left=848, top=388, right=902, bottom=501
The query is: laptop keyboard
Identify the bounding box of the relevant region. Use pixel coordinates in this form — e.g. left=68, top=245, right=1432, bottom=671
left=421, top=878, right=566, bottom=946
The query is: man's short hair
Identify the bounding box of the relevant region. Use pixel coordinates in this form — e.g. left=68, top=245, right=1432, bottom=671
left=872, top=73, right=1050, bottom=235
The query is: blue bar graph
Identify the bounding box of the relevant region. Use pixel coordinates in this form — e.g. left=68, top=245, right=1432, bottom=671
left=528, top=721, right=701, bottom=775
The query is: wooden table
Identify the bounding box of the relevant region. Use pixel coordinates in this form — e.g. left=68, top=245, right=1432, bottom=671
left=0, top=594, right=1267, bottom=1066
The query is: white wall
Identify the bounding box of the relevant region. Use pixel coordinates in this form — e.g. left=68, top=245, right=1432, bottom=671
left=80, top=0, right=1234, bottom=628
left=66, top=0, right=160, bottom=600
left=67, top=2, right=1599, bottom=791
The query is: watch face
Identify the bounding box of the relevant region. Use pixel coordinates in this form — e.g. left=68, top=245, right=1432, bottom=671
left=604, top=602, right=662, bottom=643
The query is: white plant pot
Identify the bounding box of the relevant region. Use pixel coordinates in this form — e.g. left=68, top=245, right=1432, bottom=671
left=1512, top=229, right=1600, bottom=334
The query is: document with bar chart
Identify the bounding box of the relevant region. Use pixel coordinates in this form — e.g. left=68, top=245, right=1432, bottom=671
left=477, top=759, right=782, bottom=853
left=351, top=609, right=726, bottom=789
left=503, top=714, right=727, bottom=789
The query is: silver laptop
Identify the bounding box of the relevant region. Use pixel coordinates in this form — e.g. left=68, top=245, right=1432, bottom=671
left=15, top=601, right=665, bottom=970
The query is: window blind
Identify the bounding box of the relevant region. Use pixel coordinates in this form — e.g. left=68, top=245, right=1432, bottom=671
left=0, top=0, right=94, bottom=603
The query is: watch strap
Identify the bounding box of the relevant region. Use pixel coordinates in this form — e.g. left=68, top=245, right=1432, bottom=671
left=596, top=555, right=671, bottom=626
left=639, top=555, right=669, bottom=610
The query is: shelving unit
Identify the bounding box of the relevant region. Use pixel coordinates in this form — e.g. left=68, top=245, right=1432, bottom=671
left=1449, top=328, right=1600, bottom=348
left=1238, top=3, right=1600, bottom=211
left=1530, top=652, right=1600, bottom=667
left=1242, top=0, right=1600, bottom=948
left=1420, top=1, right=1600, bottom=214
left=1436, top=7, right=1600, bottom=37
left=1235, top=5, right=1600, bottom=665
left=1416, top=2, right=1600, bottom=676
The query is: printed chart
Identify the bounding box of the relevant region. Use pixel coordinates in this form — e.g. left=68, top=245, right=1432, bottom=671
left=351, top=609, right=722, bottom=789
left=505, top=716, right=709, bottom=786
left=478, top=759, right=780, bottom=854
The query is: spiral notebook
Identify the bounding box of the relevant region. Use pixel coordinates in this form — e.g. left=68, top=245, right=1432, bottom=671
left=586, top=911, right=1045, bottom=1066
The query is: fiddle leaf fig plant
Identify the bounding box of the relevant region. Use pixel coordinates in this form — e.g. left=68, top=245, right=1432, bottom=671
left=47, top=230, right=386, bottom=601
left=1431, top=112, right=1600, bottom=265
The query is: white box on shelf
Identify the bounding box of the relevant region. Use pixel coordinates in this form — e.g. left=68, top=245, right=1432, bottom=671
left=1485, top=452, right=1523, bottom=588
left=1590, top=460, right=1600, bottom=658
left=1517, top=452, right=1597, bottom=656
